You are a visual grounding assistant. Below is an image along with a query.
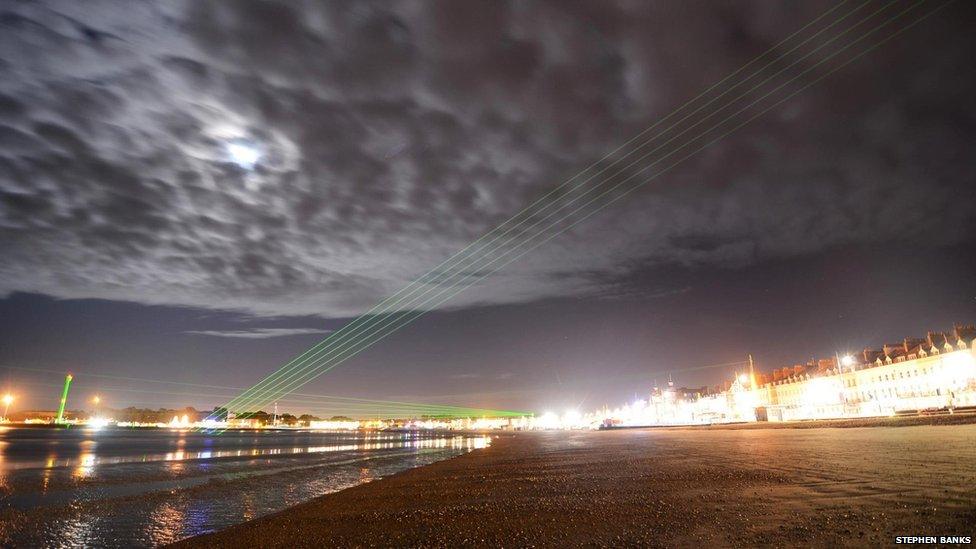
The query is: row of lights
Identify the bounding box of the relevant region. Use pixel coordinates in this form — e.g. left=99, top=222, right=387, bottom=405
left=1, top=393, right=103, bottom=419
left=539, top=353, right=863, bottom=429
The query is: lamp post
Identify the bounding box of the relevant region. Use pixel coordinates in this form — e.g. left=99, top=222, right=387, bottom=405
left=2, top=393, right=13, bottom=420
left=92, top=395, right=101, bottom=417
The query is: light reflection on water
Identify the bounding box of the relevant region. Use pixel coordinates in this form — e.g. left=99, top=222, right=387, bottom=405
left=0, top=428, right=490, bottom=547
left=2, top=430, right=486, bottom=471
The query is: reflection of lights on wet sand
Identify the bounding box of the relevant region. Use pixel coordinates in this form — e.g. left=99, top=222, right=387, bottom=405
left=166, top=450, right=186, bottom=473
left=54, top=515, right=97, bottom=546
left=0, top=441, right=6, bottom=489
left=359, top=466, right=374, bottom=483
left=148, top=502, right=186, bottom=546
left=41, top=465, right=53, bottom=492
left=73, top=452, right=96, bottom=479
left=242, top=493, right=256, bottom=522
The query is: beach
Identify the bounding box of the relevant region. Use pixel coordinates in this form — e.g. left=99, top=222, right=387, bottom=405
left=178, top=420, right=976, bottom=547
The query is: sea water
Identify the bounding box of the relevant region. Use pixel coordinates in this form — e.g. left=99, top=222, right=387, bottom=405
left=0, top=426, right=489, bottom=547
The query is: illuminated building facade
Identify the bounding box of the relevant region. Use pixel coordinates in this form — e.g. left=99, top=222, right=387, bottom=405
left=591, top=324, right=976, bottom=428
left=759, top=325, right=976, bottom=421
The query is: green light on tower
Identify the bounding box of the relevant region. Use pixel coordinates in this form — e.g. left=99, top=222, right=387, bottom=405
left=56, top=373, right=73, bottom=425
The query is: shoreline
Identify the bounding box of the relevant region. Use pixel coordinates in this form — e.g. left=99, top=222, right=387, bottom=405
left=175, top=418, right=976, bottom=547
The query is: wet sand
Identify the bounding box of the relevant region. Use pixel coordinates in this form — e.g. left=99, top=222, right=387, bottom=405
left=178, top=421, right=976, bottom=547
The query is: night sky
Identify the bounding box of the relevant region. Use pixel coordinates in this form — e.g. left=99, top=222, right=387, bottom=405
left=1, top=1, right=974, bottom=415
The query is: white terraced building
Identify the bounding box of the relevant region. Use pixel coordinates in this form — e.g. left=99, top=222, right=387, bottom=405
left=588, top=324, right=976, bottom=429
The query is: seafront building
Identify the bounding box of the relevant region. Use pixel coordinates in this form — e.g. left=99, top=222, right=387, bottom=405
left=590, top=324, right=976, bottom=428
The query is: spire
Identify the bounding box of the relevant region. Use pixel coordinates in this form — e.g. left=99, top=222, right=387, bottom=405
left=748, top=354, right=756, bottom=388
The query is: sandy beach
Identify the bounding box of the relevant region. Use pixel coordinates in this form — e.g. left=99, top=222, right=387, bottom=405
left=177, top=420, right=976, bottom=547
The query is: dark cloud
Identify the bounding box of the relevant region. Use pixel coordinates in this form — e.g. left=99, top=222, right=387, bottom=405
left=0, top=0, right=973, bottom=318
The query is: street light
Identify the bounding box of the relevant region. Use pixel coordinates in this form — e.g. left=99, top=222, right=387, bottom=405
left=2, top=393, right=14, bottom=420
left=841, top=354, right=855, bottom=369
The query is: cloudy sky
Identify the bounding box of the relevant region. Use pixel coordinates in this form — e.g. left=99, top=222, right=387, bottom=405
left=1, top=0, right=974, bottom=414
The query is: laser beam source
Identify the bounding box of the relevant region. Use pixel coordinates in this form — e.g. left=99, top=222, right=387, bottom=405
left=56, top=373, right=73, bottom=425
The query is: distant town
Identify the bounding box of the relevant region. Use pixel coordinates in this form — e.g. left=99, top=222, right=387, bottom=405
left=3, top=324, right=973, bottom=432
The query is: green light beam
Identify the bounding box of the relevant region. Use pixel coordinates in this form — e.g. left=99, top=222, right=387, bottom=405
left=55, top=373, right=72, bottom=425
left=226, top=0, right=942, bottom=423
left=219, top=2, right=900, bottom=422
left=214, top=1, right=861, bottom=414
left=216, top=1, right=873, bottom=418
left=222, top=1, right=919, bottom=419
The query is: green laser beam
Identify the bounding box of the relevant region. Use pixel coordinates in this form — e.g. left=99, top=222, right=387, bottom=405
left=214, top=1, right=862, bottom=415
left=55, top=373, right=72, bottom=425
left=216, top=1, right=875, bottom=418
left=218, top=2, right=909, bottom=424
left=218, top=1, right=864, bottom=416
left=223, top=0, right=945, bottom=426
left=221, top=1, right=922, bottom=420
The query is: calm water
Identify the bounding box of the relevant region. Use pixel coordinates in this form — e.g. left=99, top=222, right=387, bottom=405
left=0, top=426, right=489, bottom=547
